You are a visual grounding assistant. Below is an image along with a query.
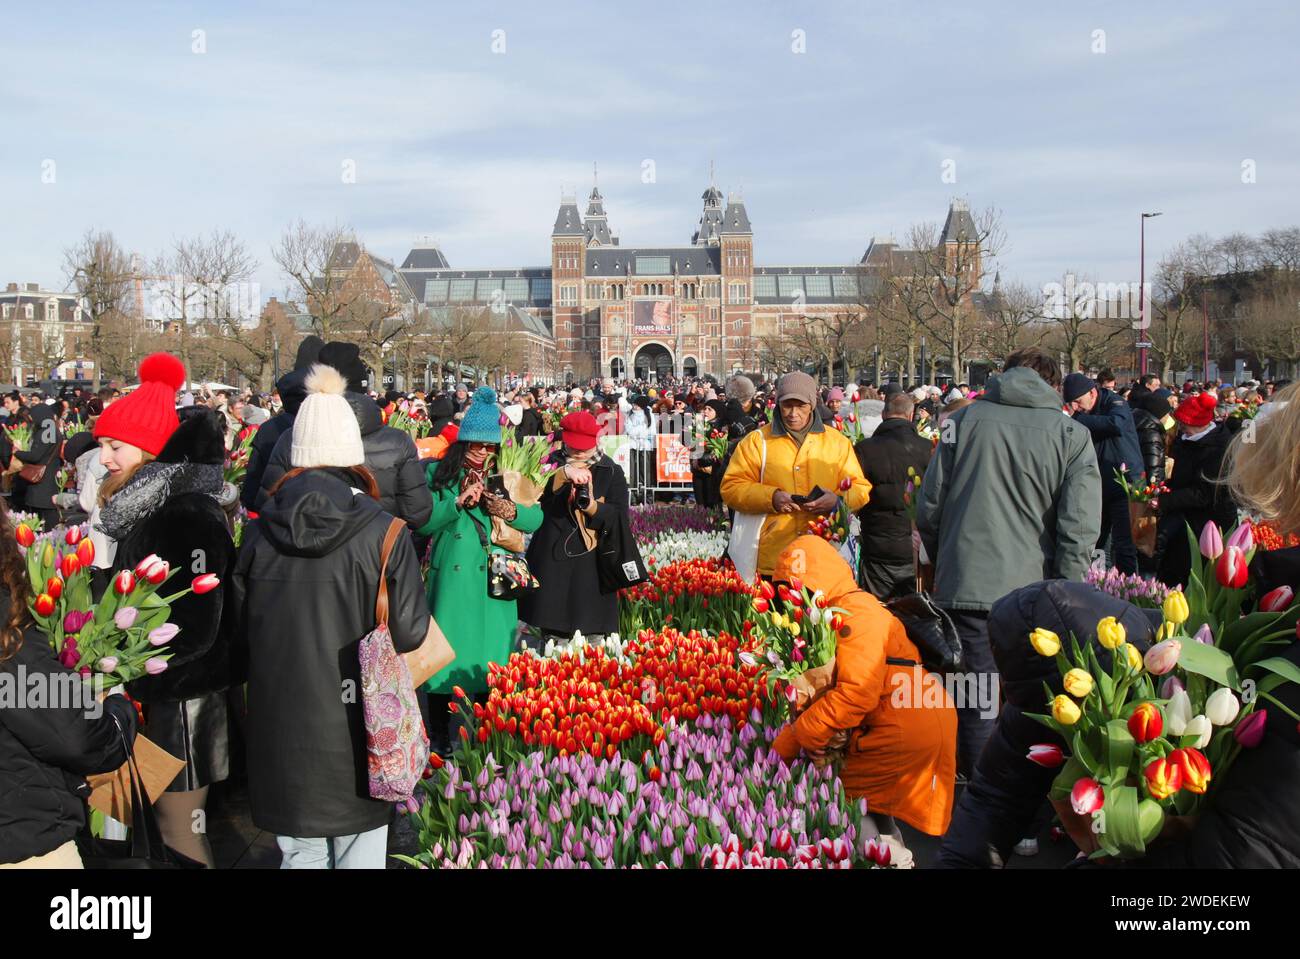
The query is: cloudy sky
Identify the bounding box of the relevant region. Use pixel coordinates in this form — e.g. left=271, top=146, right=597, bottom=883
left=4, top=0, right=1297, bottom=299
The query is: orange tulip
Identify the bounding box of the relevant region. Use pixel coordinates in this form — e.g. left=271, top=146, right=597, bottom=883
left=1170, top=747, right=1212, bottom=795
left=1143, top=756, right=1183, bottom=800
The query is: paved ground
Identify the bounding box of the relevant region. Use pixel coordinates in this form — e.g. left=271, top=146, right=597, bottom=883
left=205, top=775, right=1076, bottom=869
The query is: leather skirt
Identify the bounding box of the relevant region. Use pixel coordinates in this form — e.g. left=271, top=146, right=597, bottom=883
left=144, top=691, right=231, bottom=792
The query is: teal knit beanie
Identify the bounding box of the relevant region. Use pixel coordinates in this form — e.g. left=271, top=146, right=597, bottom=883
left=458, top=386, right=503, bottom=443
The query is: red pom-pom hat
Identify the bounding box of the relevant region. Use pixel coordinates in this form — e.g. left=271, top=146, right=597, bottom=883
left=1171, top=391, right=1219, bottom=429
left=93, top=352, right=186, bottom=456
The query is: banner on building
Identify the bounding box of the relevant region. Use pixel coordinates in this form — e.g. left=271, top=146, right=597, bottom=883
left=655, top=433, right=692, bottom=484
left=632, top=299, right=672, bottom=337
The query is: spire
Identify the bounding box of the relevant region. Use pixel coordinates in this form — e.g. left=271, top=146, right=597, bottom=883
left=721, top=191, right=752, bottom=235
left=940, top=197, right=978, bottom=244
left=693, top=170, right=725, bottom=246
left=552, top=190, right=584, bottom=237
left=584, top=175, right=613, bottom=247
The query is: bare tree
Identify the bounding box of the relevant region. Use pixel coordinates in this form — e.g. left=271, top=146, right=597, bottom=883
left=972, top=280, right=1045, bottom=366
left=63, top=229, right=135, bottom=389
left=1257, top=227, right=1300, bottom=272
left=1041, top=270, right=1132, bottom=372
left=272, top=220, right=361, bottom=338
left=904, top=205, right=1006, bottom=382
left=1236, top=272, right=1300, bottom=379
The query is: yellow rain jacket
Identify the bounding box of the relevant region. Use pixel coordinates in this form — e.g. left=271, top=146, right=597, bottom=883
left=720, top=419, right=871, bottom=576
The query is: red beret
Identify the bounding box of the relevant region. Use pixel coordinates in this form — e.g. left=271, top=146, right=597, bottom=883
left=560, top=411, right=600, bottom=450
left=1172, top=392, right=1218, bottom=428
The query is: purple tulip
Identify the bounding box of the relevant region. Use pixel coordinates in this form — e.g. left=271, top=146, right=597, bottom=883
left=1226, top=522, right=1254, bottom=554
left=1160, top=675, right=1185, bottom=699
left=1193, top=624, right=1215, bottom=645
left=1233, top=709, right=1268, bottom=748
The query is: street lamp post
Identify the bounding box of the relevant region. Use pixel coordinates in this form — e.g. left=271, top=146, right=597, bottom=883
left=1139, top=211, right=1162, bottom=377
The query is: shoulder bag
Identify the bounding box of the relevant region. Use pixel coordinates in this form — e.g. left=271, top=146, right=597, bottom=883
left=726, top=434, right=767, bottom=583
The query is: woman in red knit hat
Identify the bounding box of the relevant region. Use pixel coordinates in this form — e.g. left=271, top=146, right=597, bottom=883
left=1154, top=390, right=1238, bottom=587
left=93, top=353, right=238, bottom=868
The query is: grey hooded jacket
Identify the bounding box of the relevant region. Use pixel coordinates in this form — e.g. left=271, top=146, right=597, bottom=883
left=915, top=367, right=1102, bottom=612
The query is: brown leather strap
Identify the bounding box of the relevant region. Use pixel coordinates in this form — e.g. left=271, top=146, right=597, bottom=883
left=374, top=517, right=407, bottom=627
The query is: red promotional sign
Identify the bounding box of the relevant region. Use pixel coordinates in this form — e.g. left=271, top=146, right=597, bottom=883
left=655, top=434, right=692, bottom=484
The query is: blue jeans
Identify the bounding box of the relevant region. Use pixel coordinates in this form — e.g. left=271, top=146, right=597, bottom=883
left=277, top=824, right=389, bottom=869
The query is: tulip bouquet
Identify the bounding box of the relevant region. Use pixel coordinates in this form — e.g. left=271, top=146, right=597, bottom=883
left=1113, top=465, right=1167, bottom=504
left=223, top=427, right=257, bottom=487
left=640, top=529, right=730, bottom=565
left=830, top=411, right=864, bottom=445
left=1028, top=586, right=1300, bottom=860
left=495, top=427, right=553, bottom=486
left=397, top=711, right=893, bottom=869
left=388, top=408, right=432, bottom=440
left=748, top=578, right=849, bottom=724
left=10, top=511, right=44, bottom=534
left=5, top=422, right=32, bottom=452
left=20, top=524, right=220, bottom=686
left=618, top=557, right=756, bottom=636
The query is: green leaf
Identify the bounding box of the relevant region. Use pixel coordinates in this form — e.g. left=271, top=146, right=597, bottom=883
left=1176, top=639, right=1240, bottom=690
left=1049, top=756, right=1088, bottom=801
left=1071, top=730, right=1100, bottom=776
left=1251, top=656, right=1300, bottom=689
left=1102, top=718, right=1136, bottom=783
left=1102, top=783, right=1146, bottom=858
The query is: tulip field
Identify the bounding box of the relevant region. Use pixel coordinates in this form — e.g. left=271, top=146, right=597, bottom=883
left=399, top=503, right=897, bottom=869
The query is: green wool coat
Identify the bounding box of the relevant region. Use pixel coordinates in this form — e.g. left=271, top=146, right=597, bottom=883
left=416, top=475, right=542, bottom=695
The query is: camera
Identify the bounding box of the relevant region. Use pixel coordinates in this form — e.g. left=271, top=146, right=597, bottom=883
left=574, top=484, right=592, bottom=510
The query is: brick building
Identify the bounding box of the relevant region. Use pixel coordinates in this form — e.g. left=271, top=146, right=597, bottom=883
left=0, top=282, right=93, bottom=385
left=394, top=183, right=980, bottom=384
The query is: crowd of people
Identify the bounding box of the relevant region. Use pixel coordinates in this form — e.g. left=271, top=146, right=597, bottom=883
left=1, top=338, right=1297, bottom=870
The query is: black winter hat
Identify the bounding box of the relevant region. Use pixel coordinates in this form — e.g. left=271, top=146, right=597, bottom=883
left=317, top=342, right=369, bottom=392
left=1062, top=372, right=1096, bottom=404
left=294, top=335, right=325, bottom=372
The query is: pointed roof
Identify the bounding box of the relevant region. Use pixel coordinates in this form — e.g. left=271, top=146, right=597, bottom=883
left=552, top=195, right=584, bottom=237
left=400, top=238, right=450, bottom=270
left=721, top=193, right=751, bottom=235
left=692, top=184, right=725, bottom=246
left=940, top=199, right=978, bottom=244
left=583, top=186, right=614, bottom=246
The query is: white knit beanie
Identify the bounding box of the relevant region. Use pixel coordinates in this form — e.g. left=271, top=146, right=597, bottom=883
left=291, top=364, right=365, bottom=468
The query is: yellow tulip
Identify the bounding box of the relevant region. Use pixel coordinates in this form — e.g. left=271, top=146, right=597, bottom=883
left=1052, top=694, right=1082, bottom=725
left=1030, top=628, right=1061, bottom=657
left=1162, top=590, right=1189, bottom=626
left=1120, top=643, right=1144, bottom=672
left=1063, top=668, right=1094, bottom=699
left=789, top=622, right=801, bottom=637
left=1096, top=616, right=1126, bottom=650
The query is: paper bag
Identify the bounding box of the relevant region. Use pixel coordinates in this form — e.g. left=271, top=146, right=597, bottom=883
left=1129, top=501, right=1158, bottom=558
left=87, top=734, right=184, bottom=821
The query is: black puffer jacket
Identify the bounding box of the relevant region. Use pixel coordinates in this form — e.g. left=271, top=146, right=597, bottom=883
left=0, top=609, right=139, bottom=864
left=235, top=469, right=430, bottom=837
left=935, top=580, right=1160, bottom=868
left=854, top=417, right=935, bottom=563
left=241, top=336, right=324, bottom=510
left=1131, top=407, right=1169, bottom=486
left=110, top=410, right=240, bottom=704
left=257, top=392, right=433, bottom=529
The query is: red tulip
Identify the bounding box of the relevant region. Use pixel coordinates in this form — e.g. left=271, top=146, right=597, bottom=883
left=60, top=554, right=81, bottom=579
left=76, top=539, right=94, bottom=567
left=1127, top=702, right=1163, bottom=743
left=753, top=598, right=769, bottom=614
left=134, top=554, right=161, bottom=579
left=34, top=592, right=56, bottom=617
left=14, top=524, right=35, bottom=548
left=64, top=526, right=82, bottom=546
left=1026, top=743, right=1065, bottom=767
left=1169, top=747, right=1211, bottom=795
left=838, top=478, right=852, bottom=492
left=144, top=560, right=169, bottom=585
left=113, top=570, right=135, bottom=595
left=1143, top=756, right=1183, bottom=800
left=45, top=576, right=64, bottom=600
left=428, top=752, right=445, bottom=770
left=1259, top=586, right=1294, bottom=613
left=759, top=580, right=775, bottom=600
left=789, top=576, right=803, bottom=593
left=192, top=574, right=220, bottom=594
left=1215, top=546, right=1249, bottom=589
left=1070, top=777, right=1105, bottom=815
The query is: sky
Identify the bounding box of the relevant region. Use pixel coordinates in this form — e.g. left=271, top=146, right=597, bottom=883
left=3, top=0, right=1298, bottom=302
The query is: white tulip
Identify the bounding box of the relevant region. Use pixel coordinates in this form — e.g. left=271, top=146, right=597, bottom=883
left=1183, top=714, right=1213, bottom=749
left=1205, top=687, right=1241, bottom=726
left=1166, top=688, right=1193, bottom=736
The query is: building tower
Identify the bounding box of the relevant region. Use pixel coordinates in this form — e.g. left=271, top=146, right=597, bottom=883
left=719, top=192, right=753, bottom=375
left=551, top=192, right=586, bottom=382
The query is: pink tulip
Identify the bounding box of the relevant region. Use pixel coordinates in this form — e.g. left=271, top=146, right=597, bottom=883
left=144, top=657, right=168, bottom=675
left=148, top=623, right=180, bottom=646
left=1233, top=710, right=1268, bottom=748
left=97, top=656, right=119, bottom=673
left=1260, top=586, right=1295, bottom=613
left=1144, top=639, right=1182, bottom=676
left=1027, top=743, right=1066, bottom=768
left=1226, top=523, right=1255, bottom=554
left=1198, top=522, right=1224, bottom=560
left=1070, top=777, right=1105, bottom=816
left=865, top=836, right=892, bottom=867
left=1160, top=675, right=1185, bottom=699
left=113, top=606, right=139, bottom=630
